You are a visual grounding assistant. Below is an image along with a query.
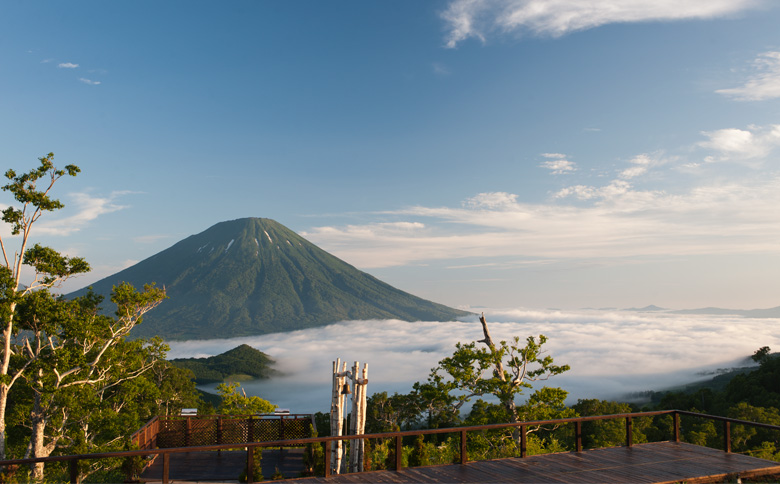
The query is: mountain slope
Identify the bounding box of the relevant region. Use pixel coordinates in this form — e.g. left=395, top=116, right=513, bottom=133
left=70, top=218, right=470, bottom=340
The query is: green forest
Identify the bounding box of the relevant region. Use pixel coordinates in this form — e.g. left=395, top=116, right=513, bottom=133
left=3, top=156, right=780, bottom=482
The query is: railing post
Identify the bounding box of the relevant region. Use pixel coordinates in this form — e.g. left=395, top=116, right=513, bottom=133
left=281, top=415, right=285, bottom=440
left=460, top=429, right=468, bottom=464
left=185, top=417, right=191, bottom=447
left=247, top=446, right=255, bottom=483
left=626, top=417, right=633, bottom=447
left=724, top=421, right=731, bottom=453
left=69, top=458, right=79, bottom=484
left=673, top=412, right=680, bottom=442
left=520, top=425, right=527, bottom=458
left=325, top=440, right=332, bottom=477
left=395, top=435, right=403, bottom=470
left=162, top=453, right=170, bottom=484
left=575, top=421, right=582, bottom=452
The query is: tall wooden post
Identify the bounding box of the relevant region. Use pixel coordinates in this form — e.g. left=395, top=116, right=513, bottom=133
left=330, top=359, right=347, bottom=474
left=331, top=359, right=369, bottom=475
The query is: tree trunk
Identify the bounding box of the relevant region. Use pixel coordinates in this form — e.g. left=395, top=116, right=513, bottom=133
left=478, top=314, right=520, bottom=439
left=30, top=388, right=47, bottom=480
left=0, top=384, right=8, bottom=460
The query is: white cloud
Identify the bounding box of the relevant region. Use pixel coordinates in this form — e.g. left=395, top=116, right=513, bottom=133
left=698, top=125, right=780, bottom=161
left=36, top=191, right=130, bottom=236
left=58, top=62, right=79, bottom=69
left=541, top=159, right=576, bottom=174
left=441, top=0, right=764, bottom=47
left=463, top=191, right=518, bottom=209
left=717, top=51, right=780, bottom=101
left=79, top=78, right=101, bottom=86
left=619, top=153, right=666, bottom=179
left=540, top=153, right=576, bottom=174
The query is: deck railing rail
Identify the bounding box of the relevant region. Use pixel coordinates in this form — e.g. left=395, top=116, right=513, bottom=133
left=3, top=409, right=780, bottom=483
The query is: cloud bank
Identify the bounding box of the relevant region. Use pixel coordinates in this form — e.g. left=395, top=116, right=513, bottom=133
left=441, top=0, right=764, bottom=47
left=168, top=309, right=777, bottom=413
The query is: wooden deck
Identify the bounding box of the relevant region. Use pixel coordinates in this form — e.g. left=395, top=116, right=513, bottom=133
left=281, top=442, right=780, bottom=484
left=140, top=448, right=305, bottom=482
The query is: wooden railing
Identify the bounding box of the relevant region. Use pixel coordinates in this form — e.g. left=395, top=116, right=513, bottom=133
left=3, top=410, right=780, bottom=483
left=130, top=416, right=160, bottom=450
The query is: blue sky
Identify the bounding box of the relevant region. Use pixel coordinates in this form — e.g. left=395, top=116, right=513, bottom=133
left=3, top=0, right=780, bottom=310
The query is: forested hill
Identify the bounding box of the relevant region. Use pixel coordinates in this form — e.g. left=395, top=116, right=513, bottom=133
left=169, top=344, right=276, bottom=384
left=69, top=217, right=471, bottom=340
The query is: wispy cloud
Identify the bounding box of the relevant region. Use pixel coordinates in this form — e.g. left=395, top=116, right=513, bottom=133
left=540, top=153, right=576, bottom=174
left=79, top=78, right=101, bottom=86
left=35, top=191, right=131, bottom=236
left=441, top=0, right=765, bottom=47
left=303, top=125, right=780, bottom=270
left=717, top=52, right=780, bottom=101
left=432, top=62, right=451, bottom=76
left=133, top=235, right=171, bottom=244
left=58, top=62, right=79, bottom=69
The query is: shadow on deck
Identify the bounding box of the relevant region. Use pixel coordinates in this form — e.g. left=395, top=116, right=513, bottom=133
left=140, top=448, right=305, bottom=483
left=143, top=442, right=780, bottom=484
left=282, top=442, right=780, bottom=484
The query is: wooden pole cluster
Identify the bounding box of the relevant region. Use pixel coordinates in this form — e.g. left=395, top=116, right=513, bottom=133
left=329, top=358, right=368, bottom=475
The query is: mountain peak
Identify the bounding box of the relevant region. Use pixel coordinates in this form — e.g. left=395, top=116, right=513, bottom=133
left=71, top=218, right=470, bottom=340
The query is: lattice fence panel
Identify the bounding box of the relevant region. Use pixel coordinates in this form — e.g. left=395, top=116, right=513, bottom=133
left=281, top=418, right=312, bottom=440
left=157, top=419, right=186, bottom=448
left=221, top=418, right=249, bottom=444
left=154, top=415, right=313, bottom=448
left=189, top=418, right=217, bottom=446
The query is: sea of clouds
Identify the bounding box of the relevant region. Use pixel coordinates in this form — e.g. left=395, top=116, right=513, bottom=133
left=167, top=309, right=780, bottom=414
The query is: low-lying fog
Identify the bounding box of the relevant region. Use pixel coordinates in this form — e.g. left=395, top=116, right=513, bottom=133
left=167, top=309, right=780, bottom=414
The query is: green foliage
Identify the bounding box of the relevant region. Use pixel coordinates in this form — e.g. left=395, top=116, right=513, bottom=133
left=69, top=217, right=472, bottom=341
left=408, top=434, right=431, bottom=467
left=303, top=424, right=325, bottom=477
left=216, top=382, right=275, bottom=415
left=170, top=344, right=276, bottom=384
left=238, top=447, right=263, bottom=483
left=573, top=399, right=650, bottom=449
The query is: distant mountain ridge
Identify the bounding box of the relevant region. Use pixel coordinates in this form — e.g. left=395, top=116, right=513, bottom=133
left=70, top=218, right=471, bottom=340
left=669, top=306, right=780, bottom=318
left=619, top=304, right=780, bottom=318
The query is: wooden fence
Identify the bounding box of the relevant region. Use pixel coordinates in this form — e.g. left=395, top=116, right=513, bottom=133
left=145, top=414, right=313, bottom=448
left=3, top=410, right=780, bottom=483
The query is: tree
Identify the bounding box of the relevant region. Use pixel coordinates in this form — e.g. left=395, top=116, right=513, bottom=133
left=15, top=284, right=166, bottom=479
left=424, top=314, right=570, bottom=427
left=0, top=154, right=88, bottom=460
left=216, top=382, right=275, bottom=415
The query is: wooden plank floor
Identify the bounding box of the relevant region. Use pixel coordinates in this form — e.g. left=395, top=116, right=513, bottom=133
left=281, top=442, right=780, bottom=484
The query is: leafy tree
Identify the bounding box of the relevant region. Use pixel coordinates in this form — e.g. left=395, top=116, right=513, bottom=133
left=752, top=346, right=772, bottom=366
left=15, top=283, right=166, bottom=479
left=216, top=382, right=275, bottom=415
left=0, top=154, right=87, bottom=460
left=420, top=314, right=569, bottom=434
